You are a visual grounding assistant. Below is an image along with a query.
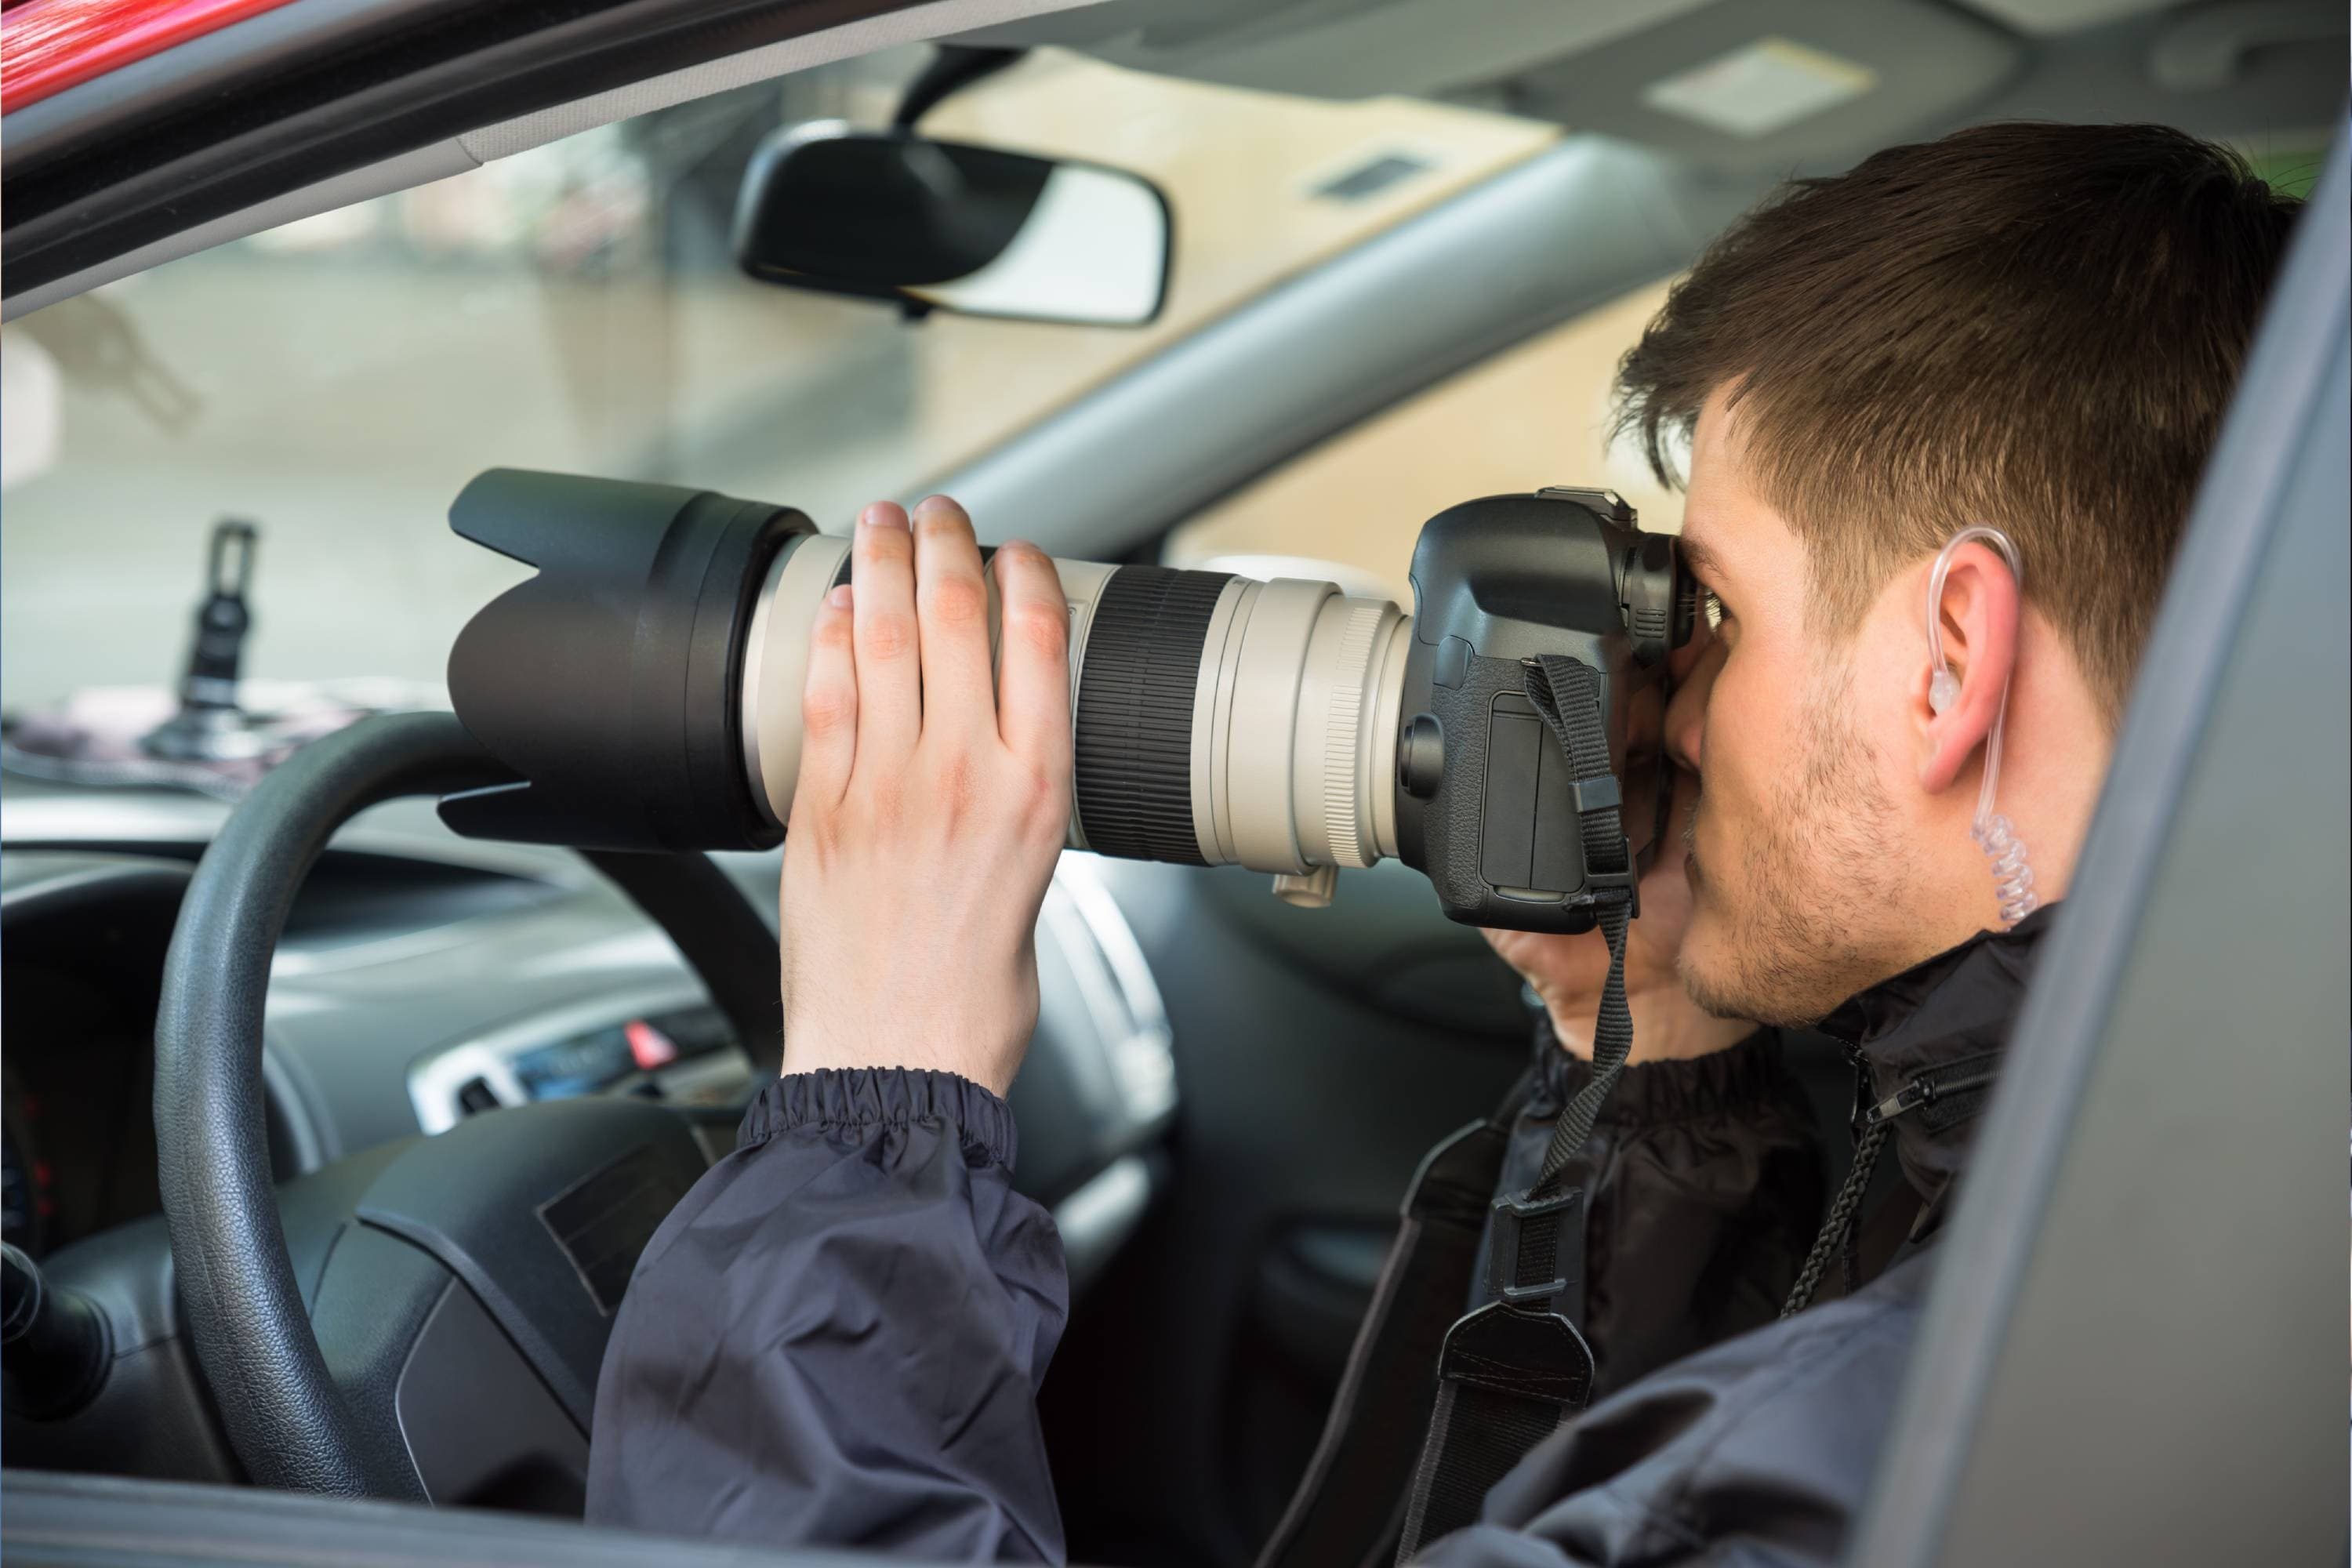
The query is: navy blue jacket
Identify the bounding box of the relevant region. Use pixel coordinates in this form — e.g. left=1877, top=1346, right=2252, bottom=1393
left=587, top=914, right=2046, bottom=1563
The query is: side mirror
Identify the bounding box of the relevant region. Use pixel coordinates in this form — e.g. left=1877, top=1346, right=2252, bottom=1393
left=731, top=122, right=1173, bottom=328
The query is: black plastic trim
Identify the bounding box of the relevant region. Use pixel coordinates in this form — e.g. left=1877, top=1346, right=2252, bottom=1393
left=2, top=0, right=921, bottom=299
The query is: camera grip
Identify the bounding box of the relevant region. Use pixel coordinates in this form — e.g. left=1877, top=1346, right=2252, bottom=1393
left=1417, top=651, right=1611, bottom=935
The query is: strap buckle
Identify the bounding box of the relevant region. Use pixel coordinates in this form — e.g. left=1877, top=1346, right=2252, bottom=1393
left=1567, top=775, right=1621, bottom=814
left=1396, top=1301, right=1596, bottom=1558
left=1570, top=845, right=1639, bottom=920
left=1434, top=1299, right=1595, bottom=1403
left=1485, top=1185, right=1584, bottom=1306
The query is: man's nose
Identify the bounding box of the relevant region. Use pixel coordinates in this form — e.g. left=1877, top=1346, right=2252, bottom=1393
left=1665, top=637, right=1723, bottom=773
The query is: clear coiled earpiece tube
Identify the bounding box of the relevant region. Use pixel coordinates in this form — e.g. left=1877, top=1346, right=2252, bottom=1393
left=1926, top=525, right=2038, bottom=927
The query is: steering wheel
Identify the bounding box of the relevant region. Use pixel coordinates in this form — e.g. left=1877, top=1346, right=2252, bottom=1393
left=153, top=713, right=783, bottom=1497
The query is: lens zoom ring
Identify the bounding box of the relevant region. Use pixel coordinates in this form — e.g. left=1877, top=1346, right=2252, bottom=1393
left=1074, top=566, right=1231, bottom=864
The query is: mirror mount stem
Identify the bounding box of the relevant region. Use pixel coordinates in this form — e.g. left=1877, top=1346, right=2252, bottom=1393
left=893, top=45, right=1025, bottom=130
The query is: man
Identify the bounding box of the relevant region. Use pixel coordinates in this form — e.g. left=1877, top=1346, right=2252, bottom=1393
left=586, top=123, right=2300, bottom=1563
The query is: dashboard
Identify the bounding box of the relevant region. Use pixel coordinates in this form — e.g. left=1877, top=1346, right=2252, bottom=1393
left=2, top=976, right=166, bottom=1261
left=0, top=779, right=1173, bottom=1298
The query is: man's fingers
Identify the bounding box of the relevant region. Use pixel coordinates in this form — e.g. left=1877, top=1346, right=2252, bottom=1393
left=796, top=583, right=858, bottom=816
left=992, top=542, right=1073, bottom=768
left=850, top=502, right=921, bottom=772
left=910, top=496, right=993, bottom=739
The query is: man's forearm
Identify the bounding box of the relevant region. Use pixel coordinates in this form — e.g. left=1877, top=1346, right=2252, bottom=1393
left=586, top=1067, right=1069, bottom=1563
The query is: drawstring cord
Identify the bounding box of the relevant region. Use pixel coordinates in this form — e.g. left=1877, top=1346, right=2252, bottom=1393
left=1781, top=1120, right=1890, bottom=1318
left=1781, top=1050, right=2002, bottom=1317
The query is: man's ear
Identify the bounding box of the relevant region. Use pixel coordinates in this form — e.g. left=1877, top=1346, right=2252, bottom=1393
left=1916, top=540, right=2020, bottom=795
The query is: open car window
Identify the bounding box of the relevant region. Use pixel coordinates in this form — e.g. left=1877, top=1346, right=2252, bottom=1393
left=1163, top=274, right=1682, bottom=593
left=1158, top=144, right=2330, bottom=595
left=0, top=46, right=1554, bottom=716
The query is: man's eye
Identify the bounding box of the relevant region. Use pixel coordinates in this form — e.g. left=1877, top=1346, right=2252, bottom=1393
left=1702, top=589, right=1727, bottom=629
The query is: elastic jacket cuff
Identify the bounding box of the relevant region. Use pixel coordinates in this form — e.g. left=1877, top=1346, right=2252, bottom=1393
left=1534, top=1021, right=1787, bottom=1125
left=739, top=1066, right=1019, bottom=1171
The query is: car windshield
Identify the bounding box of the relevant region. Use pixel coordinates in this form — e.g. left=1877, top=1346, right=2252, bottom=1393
left=0, top=46, right=1555, bottom=715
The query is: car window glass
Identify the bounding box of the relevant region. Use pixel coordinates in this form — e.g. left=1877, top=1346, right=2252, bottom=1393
left=1159, top=137, right=2333, bottom=597
left=1162, top=276, right=1682, bottom=601
left=0, top=48, right=1555, bottom=710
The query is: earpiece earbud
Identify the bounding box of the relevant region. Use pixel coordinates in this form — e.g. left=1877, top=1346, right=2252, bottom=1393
left=1929, top=666, right=1961, bottom=716
left=1926, top=524, right=2038, bottom=927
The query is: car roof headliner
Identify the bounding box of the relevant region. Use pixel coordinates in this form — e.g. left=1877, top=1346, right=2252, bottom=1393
left=2, top=0, right=2340, bottom=320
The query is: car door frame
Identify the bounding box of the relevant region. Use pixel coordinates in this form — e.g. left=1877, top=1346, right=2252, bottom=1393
left=0, top=0, right=1105, bottom=318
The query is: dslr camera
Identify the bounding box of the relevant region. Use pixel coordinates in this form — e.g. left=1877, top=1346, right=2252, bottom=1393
left=439, top=472, right=1692, bottom=934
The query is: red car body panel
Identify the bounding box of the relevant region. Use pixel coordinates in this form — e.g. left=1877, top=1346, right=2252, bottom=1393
left=2, top=0, right=303, bottom=111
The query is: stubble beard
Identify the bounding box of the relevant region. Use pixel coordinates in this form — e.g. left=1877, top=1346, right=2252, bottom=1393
left=1678, top=655, right=1901, bottom=1027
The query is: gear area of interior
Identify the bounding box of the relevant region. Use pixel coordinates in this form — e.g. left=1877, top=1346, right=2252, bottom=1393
left=0, top=760, right=1174, bottom=1508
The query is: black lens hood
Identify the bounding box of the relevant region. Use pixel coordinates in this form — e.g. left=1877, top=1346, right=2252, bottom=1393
left=441, top=468, right=811, bottom=851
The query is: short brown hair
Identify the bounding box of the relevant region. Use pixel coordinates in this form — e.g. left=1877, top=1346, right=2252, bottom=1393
left=1615, top=121, right=2301, bottom=719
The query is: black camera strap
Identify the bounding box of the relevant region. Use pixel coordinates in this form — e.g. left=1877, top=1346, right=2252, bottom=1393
left=1392, top=655, right=1636, bottom=1563
left=1517, top=654, right=1637, bottom=1198
left=1252, top=1116, right=1519, bottom=1568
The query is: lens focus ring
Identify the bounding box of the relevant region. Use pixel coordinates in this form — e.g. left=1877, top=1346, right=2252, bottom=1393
left=1073, top=566, right=1232, bottom=863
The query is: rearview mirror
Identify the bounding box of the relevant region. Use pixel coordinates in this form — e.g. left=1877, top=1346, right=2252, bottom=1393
left=732, top=123, right=1172, bottom=327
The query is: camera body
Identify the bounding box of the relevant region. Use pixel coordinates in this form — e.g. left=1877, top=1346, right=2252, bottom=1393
left=438, top=474, right=1688, bottom=934
left=1394, top=488, right=1687, bottom=933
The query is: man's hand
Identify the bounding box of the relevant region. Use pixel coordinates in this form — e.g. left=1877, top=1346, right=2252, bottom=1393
left=779, top=496, right=1072, bottom=1098
left=1483, top=619, right=1753, bottom=1064
left=1483, top=768, right=1751, bottom=1062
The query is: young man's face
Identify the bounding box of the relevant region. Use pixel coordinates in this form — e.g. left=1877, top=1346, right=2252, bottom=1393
left=1664, top=392, right=1919, bottom=1025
